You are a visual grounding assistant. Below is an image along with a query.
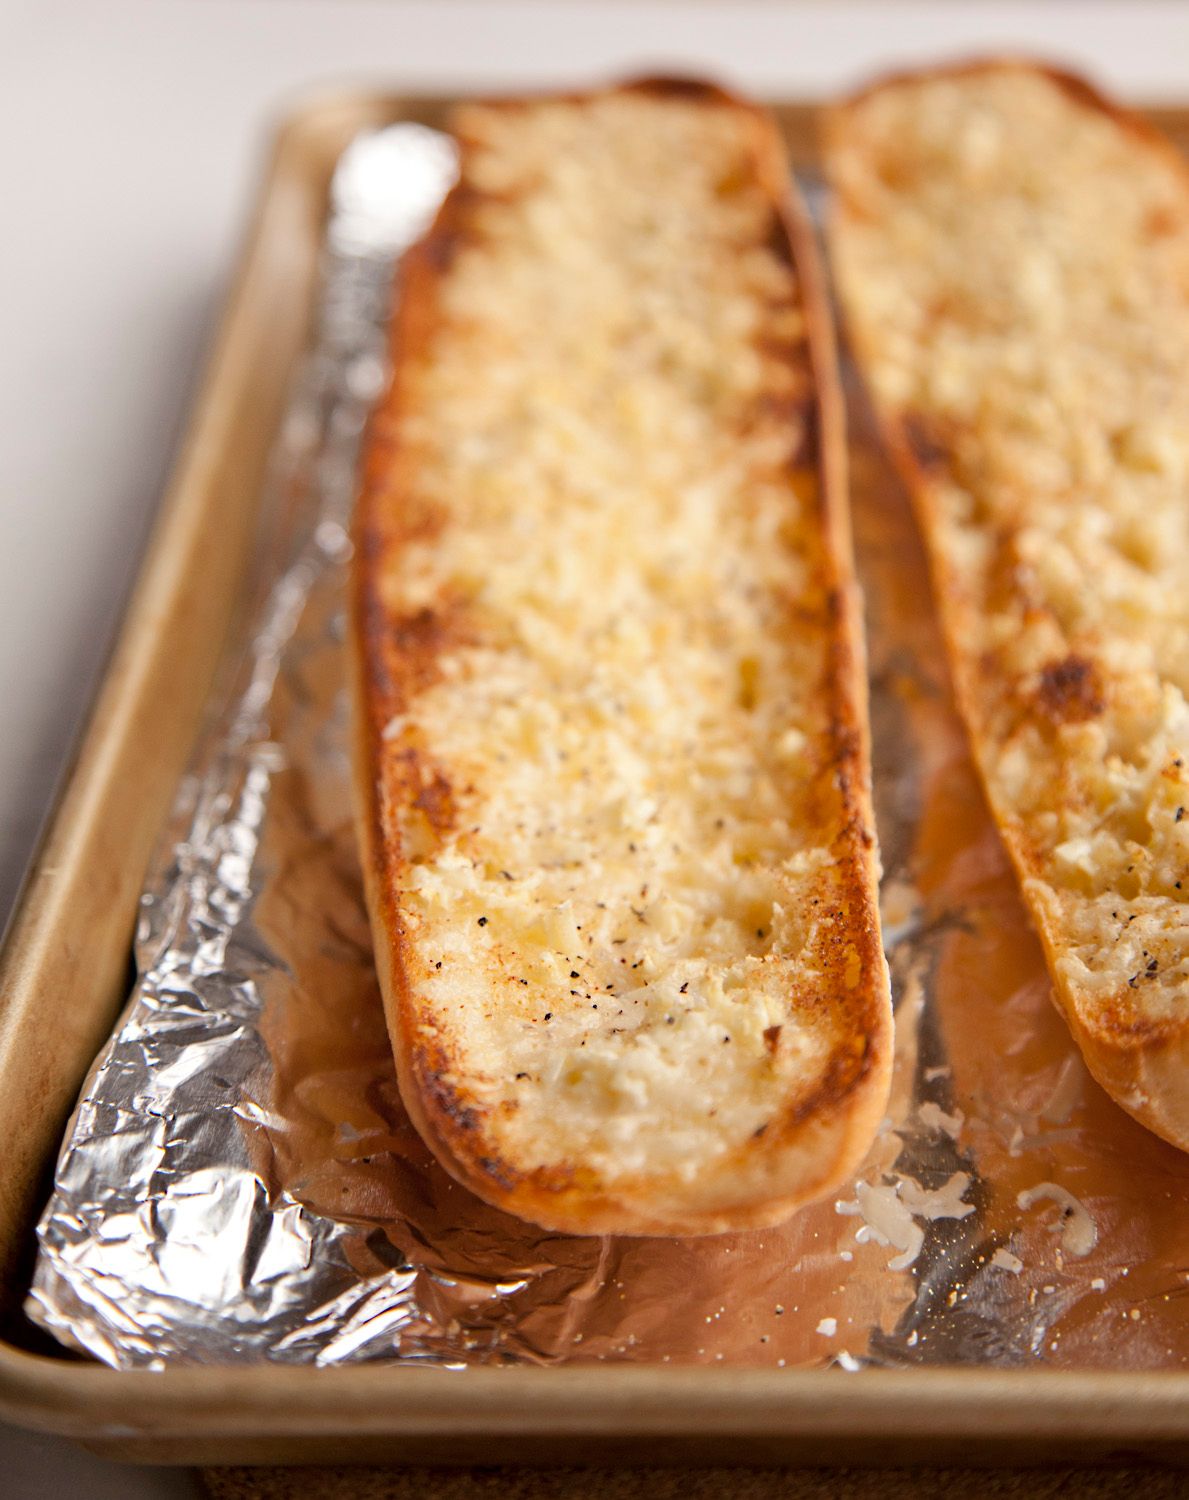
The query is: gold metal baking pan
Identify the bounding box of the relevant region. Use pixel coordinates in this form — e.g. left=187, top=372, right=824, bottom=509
left=0, top=90, right=1188, bottom=1468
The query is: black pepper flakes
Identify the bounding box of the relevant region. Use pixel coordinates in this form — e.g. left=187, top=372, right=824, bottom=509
left=477, top=916, right=488, bottom=927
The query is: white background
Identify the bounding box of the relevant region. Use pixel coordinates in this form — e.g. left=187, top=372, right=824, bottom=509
left=2, top=1, right=1186, bottom=1492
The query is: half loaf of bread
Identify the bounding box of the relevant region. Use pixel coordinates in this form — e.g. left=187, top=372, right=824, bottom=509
left=826, top=60, right=1189, bottom=1151
left=352, top=79, right=892, bottom=1234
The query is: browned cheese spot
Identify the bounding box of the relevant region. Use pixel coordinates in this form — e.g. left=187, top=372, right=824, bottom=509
left=901, top=412, right=952, bottom=476
left=1035, top=654, right=1106, bottom=724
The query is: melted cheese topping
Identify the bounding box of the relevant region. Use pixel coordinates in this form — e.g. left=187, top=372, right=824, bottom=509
left=830, top=69, right=1189, bottom=1023
left=373, top=94, right=869, bottom=1183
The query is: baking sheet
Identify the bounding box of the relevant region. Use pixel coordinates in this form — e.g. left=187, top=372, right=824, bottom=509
left=26, top=114, right=1189, bottom=1373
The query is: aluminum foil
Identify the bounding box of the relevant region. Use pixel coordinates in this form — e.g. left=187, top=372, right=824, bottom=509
left=27, top=121, right=1189, bottom=1373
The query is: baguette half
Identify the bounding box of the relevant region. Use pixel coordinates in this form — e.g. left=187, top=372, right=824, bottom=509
left=825, top=60, right=1189, bottom=1151
left=352, top=79, right=892, bottom=1235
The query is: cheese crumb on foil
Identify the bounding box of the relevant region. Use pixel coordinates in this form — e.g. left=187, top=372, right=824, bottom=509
left=836, top=1171, right=974, bottom=1270
left=1017, top=1182, right=1099, bottom=1257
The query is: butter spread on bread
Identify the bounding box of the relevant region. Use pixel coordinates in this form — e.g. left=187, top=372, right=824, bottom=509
left=826, top=61, right=1189, bottom=1152
left=352, top=80, right=892, bottom=1234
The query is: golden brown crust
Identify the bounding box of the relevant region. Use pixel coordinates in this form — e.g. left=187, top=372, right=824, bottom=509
left=825, top=58, right=1189, bottom=1153
left=352, top=78, right=891, bottom=1235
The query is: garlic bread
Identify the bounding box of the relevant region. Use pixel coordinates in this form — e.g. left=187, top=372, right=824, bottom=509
left=352, top=80, right=892, bottom=1234
left=826, top=61, right=1189, bottom=1151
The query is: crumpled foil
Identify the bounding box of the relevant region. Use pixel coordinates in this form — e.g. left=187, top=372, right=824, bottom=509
left=27, top=119, right=1189, bottom=1372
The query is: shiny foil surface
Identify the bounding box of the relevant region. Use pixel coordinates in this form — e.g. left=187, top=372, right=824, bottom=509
left=27, top=121, right=1189, bottom=1372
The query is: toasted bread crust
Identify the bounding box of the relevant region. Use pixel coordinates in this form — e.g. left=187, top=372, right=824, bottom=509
left=352, top=79, right=892, bottom=1235
left=826, top=59, right=1189, bottom=1151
